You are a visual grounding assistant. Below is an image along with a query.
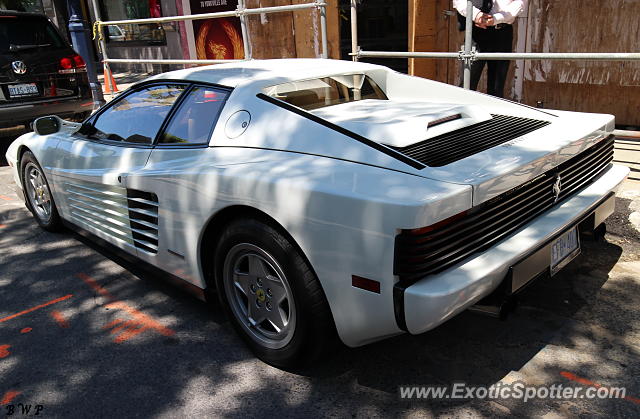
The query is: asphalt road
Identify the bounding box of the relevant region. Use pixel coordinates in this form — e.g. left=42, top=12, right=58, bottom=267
left=1, top=129, right=639, bottom=418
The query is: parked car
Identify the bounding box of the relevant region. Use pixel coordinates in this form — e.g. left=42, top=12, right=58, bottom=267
left=107, top=25, right=126, bottom=42
left=0, top=11, right=93, bottom=129
left=5, top=59, right=629, bottom=368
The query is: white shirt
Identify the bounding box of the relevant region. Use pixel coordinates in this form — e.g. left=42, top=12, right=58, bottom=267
left=453, top=0, right=527, bottom=25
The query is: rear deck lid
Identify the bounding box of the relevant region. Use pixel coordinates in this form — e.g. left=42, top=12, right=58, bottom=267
left=310, top=100, right=613, bottom=205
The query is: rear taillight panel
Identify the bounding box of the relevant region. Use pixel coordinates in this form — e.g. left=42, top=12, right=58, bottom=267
left=59, top=54, right=86, bottom=74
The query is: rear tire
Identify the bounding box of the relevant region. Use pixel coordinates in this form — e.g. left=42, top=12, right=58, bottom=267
left=214, top=218, right=336, bottom=368
left=20, top=151, right=63, bottom=232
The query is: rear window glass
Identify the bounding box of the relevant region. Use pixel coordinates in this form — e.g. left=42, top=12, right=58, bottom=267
left=0, top=16, right=66, bottom=53
left=263, top=74, right=387, bottom=111
left=159, top=86, right=229, bottom=145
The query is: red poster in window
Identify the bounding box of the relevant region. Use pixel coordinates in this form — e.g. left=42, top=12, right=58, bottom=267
left=189, top=0, right=244, bottom=60
left=149, top=0, right=162, bottom=18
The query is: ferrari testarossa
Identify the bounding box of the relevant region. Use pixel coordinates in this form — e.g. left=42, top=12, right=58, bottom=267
left=5, top=59, right=629, bottom=367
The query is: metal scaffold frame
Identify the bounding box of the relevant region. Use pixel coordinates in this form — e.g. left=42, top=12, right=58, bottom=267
left=90, top=0, right=329, bottom=93
left=349, top=0, right=640, bottom=89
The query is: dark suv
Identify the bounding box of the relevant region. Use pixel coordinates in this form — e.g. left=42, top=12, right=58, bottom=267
left=0, top=11, right=93, bottom=128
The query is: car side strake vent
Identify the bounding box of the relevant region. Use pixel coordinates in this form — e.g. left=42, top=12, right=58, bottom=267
left=391, top=114, right=551, bottom=167
left=126, top=189, right=159, bottom=254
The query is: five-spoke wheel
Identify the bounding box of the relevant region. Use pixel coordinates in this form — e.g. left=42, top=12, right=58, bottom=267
left=24, top=162, right=52, bottom=223
left=20, top=151, right=62, bottom=231
left=215, top=218, right=336, bottom=368
left=223, top=243, right=297, bottom=349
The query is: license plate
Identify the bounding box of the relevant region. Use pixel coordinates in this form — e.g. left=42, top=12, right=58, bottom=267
left=550, top=227, right=580, bottom=276
left=8, top=83, right=39, bottom=98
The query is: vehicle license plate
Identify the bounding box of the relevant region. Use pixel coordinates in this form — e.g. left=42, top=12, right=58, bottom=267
left=550, top=227, right=580, bottom=276
left=8, top=83, right=39, bottom=98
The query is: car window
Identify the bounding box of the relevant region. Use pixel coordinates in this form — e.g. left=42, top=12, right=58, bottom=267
left=90, top=84, right=185, bottom=145
left=0, top=16, right=66, bottom=53
left=158, top=86, right=229, bottom=145
left=263, top=74, right=387, bottom=111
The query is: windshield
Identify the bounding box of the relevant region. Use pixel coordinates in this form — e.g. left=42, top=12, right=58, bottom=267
left=0, top=16, right=66, bottom=53
left=264, top=74, right=388, bottom=111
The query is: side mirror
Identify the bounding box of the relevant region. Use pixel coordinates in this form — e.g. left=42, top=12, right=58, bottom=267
left=33, top=115, right=84, bottom=135
left=33, top=116, right=60, bottom=135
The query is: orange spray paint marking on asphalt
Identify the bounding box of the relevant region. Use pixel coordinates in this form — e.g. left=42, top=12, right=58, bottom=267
left=560, top=371, right=640, bottom=405
left=104, top=301, right=175, bottom=340
left=50, top=310, right=69, bottom=328
left=0, top=345, right=10, bottom=358
left=78, top=273, right=175, bottom=343
left=20, top=327, right=32, bottom=334
left=0, top=295, right=73, bottom=324
left=77, top=273, right=115, bottom=301
left=0, top=390, right=20, bottom=405
left=0, top=195, right=12, bottom=201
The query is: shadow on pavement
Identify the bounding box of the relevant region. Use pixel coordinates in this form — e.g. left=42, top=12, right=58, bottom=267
left=0, top=182, right=637, bottom=416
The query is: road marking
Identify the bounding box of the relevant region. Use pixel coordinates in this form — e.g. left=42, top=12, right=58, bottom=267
left=77, top=273, right=114, bottom=301
left=0, top=295, right=73, bottom=324
left=0, top=390, right=20, bottom=405
left=560, top=371, right=640, bottom=405
left=0, top=195, right=12, bottom=201
left=20, top=327, right=32, bottom=334
left=77, top=273, right=175, bottom=342
left=50, top=311, right=69, bottom=329
left=0, top=344, right=10, bottom=358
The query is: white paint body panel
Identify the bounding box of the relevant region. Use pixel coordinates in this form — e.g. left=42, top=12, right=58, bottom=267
left=4, top=59, right=626, bottom=347
left=404, top=164, right=629, bottom=335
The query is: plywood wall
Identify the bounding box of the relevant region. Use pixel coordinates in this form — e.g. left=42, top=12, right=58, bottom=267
left=523, top=0, right=640, bottom=126
left=409, top=0, right=640, bottom=126
left=408, top=0, right=451, bottom=80
left=245, top=0, right=340, bottom=59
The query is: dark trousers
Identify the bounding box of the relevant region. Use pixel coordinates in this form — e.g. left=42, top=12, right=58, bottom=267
left=460, top=24, right=513, bottom=98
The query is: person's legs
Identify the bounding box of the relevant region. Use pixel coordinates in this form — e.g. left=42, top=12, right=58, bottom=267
left=469, top=58, right=486, bottom=91
left=487, top=60, right=509, bottom=97
left=486, top=25, right=513, bottom=98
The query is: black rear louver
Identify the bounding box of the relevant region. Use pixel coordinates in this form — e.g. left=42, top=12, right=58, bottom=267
left=392, top=114, right=551, bottom=167
left=127, top=189, right=159, bottom=254
left=394, top=135, right=615, bottom=284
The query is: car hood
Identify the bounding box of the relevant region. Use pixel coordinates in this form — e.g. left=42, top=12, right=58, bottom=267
left=311, top=101, right=615, bottom=206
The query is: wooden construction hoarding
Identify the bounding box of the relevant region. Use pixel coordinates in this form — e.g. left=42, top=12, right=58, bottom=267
left=408, top=0, right=640, bottom=127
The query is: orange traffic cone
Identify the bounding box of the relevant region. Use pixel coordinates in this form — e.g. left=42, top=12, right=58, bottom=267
left=102, top=63, right=119, bottom=94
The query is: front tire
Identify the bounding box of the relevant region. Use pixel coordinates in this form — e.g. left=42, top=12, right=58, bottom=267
left=214, top=218, right=336, bottom=368
left=20, top=151, right=62, bottom=232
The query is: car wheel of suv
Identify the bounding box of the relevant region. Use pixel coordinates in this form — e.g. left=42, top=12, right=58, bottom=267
left=21, top=151, right=62, bottom=232
left=214, top=218, right=336, bottom=369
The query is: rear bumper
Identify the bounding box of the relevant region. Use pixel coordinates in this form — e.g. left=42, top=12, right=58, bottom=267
left=0, top=94, right=93, bottom=127
left=400, top=163, right=629, bottom=335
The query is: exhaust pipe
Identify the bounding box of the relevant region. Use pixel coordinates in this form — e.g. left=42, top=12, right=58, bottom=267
left=468, top=295, right=518, bottom=320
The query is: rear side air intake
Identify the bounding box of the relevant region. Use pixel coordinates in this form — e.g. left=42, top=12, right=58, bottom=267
left=127, top=189, right=159, bottom=254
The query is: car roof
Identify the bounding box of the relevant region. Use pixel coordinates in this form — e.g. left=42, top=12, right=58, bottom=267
left=143, top=59, right=386, bottom=91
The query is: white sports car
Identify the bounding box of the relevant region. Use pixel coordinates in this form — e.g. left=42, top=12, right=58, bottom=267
left=5, top=59, right=629, bottom=367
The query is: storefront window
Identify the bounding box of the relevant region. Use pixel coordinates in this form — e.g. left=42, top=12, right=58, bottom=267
left=0, top=0, right=44, bottom=13
left=101, top=0, right=166, bottom=45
